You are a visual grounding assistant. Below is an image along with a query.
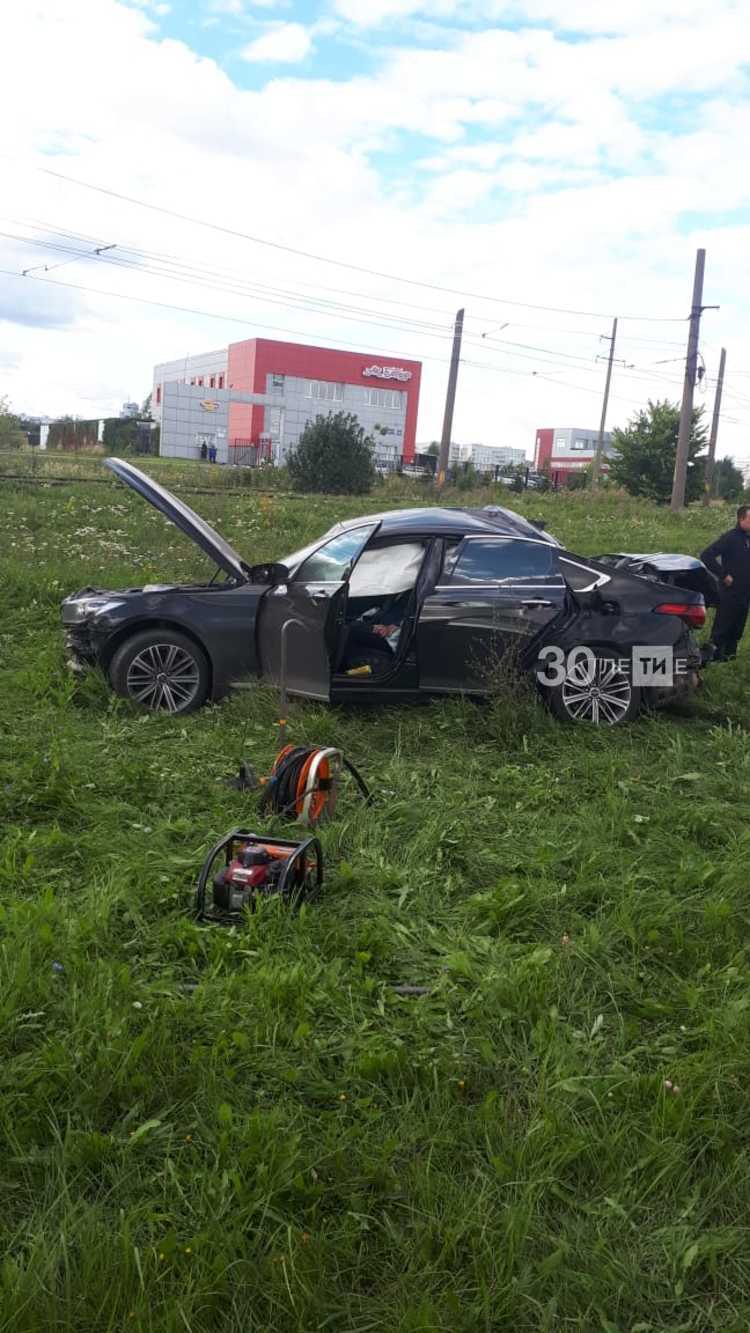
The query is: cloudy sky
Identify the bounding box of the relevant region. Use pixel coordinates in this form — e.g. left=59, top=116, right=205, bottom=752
left=2, top=0, right=749, bottom=459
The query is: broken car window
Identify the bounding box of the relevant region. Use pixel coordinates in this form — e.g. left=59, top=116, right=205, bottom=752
left=294, top=526, right=377, bottom=583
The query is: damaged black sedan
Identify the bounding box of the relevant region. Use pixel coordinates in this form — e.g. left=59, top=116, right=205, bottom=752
left=61, top=459, right=715, bottom=725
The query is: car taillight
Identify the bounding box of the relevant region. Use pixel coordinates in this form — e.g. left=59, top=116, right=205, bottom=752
left=654, top=601, right=706, bottom=629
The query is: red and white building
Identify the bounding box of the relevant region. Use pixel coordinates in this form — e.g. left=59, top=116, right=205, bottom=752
left=534, top=425, right=615, bottom=482
left=152, top=337, right=422, bottom=467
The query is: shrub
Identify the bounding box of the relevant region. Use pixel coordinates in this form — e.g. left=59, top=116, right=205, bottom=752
left=287, top=412, right=376, bottom=494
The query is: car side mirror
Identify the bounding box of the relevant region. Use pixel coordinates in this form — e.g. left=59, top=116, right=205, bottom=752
left=249, top=562, right=289, bottom=585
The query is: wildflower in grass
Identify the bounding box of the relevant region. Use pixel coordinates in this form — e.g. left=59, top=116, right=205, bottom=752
left=458, top=1079, right=466, bottom=1089
left=561, top=933, right=571, bottom=946
left=132, top=1001, right=143, bottom=1010
left=339, top=1093, right=347, bottom=1101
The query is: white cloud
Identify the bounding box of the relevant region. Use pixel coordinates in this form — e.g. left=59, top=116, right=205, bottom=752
left=241, top=21, right=312, bottom=61
left=333, top=0, right=745, bottom=34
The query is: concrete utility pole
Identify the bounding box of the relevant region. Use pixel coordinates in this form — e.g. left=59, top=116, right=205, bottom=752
left=670, top=248, right=709, bottom=511
left=703, top=346, right=726, bottom=506
left=591, top=317, right=618, bottom=490
left=436, top=308, right=464, bottom=488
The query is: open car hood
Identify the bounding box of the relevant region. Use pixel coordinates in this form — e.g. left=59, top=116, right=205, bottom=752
left=104, top=458, right=249, bottom=582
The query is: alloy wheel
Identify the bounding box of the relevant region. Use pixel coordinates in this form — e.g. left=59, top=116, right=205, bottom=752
left=126, top=642, right=201, bottom=712
left=560, top=654, right=632, bottom=725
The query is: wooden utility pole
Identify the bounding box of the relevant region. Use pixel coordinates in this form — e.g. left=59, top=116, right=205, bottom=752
left=670, top=249, right=707, bottom=511
left=703, top=346, right=726, bottom=506
left=591, top=317, right=618, bottom=489
left=436, top=308, right=464, bottom=488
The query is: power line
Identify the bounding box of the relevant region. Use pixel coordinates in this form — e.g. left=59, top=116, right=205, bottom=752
left=37, top=165, right=689, bottom=324
left=4, top=216, right=467, bottom=326
left=2, top=230, right=462, bottom=343
left=0, top=266, right=634, bottom=400
left=0, top=266, right=517, bottom=376
left=5, top=229, right=692, bottom=393
left=13, top=216, right=690, bottom=351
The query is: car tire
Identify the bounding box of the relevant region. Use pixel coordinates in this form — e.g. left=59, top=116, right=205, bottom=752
left=548, top=646, right=641, bottom=726
left=109, top=629, right=210, bottom=714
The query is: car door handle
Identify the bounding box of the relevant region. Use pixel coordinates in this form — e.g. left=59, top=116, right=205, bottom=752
left=309, top=590, right=330, bottom=604
left=521, top=598, right=554, bottom=607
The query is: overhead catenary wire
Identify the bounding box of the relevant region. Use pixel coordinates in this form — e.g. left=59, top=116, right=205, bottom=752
left=9, top=216, right=695, bottom=356
left=0, top=266, right=545, bottom=381
left=36, top=164, right=689, bottom=324
left=0, top=264, right=696, bottom=413
left=4, top=231, right=693, bottom=393
left=5, top=221, right=696, bottom=381
left=2, top=230, right=464, bottom=343
left=4, top=216, right=471, bottom=325
left=1, top=259, right=698, bottom=405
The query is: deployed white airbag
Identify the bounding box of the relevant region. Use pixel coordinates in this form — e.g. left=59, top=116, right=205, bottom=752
left=348, top=542, right=424, bottom=596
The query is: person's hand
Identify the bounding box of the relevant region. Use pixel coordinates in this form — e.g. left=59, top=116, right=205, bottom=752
left=373, top=623, right=398, bottom=637
left=724, top=574, right=734, bottom=587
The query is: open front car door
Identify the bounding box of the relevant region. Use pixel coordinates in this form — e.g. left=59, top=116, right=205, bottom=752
left=257, top=524, right=378, bottom=700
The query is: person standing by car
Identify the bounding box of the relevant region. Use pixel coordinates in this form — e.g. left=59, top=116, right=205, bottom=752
left=701, top=505, right=750, bottom=661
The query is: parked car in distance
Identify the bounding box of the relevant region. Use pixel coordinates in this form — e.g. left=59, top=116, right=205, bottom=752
left=61, top=459, right=713, bottom=725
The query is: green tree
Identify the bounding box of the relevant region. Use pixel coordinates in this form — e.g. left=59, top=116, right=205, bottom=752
left=425, top=442, right=440, bottom=457
left=287, top=411, right=376, bottom=494
left=454, top=461, right=481, bottom=491
left=712, top=455, right=744, bottom=502
left=103, top=417, right=140, bottom=454
left=0, top=396, right=27, bottom=450
left=609, top=399, right=707, bottom=504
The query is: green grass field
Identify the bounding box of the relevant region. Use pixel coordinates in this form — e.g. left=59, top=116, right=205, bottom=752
left=2, top=462, right=750, bottom=1332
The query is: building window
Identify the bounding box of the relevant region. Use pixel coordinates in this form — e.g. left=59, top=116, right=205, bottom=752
left=155, top=385, right=161, bottom=405
left=571, top=438, right=592, bottom=450
left=271, top=373, right=285, bottom=390
left=197, top=377, right=204, bottom=387
left=305, top=380, right=343, bottom=402
left=209, top=376, right=215, bottom=388
left=190, top=378, right=195, bottom=386
left=218, top=374, right=224, bottom=390
left=364, top=387, right=402, bottom=410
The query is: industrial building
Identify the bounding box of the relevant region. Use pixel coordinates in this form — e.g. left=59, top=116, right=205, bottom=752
left=449, top=442, right=527, bottom=473
left=152, top=337, right=422, bottom=467
left=534, top=426, right=615, bottom=482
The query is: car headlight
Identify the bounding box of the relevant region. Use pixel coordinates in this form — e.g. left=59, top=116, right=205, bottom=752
left=62, top=597, right=124, bottom=624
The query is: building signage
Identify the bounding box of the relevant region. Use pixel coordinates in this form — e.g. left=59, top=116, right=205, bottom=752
left=362, top=365, right=413, bottom=382
left=200, top=399, right=221, bottom=412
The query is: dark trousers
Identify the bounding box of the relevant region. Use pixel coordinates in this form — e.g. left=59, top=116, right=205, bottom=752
left=344, top=621, right=395, bottom=669
left=711, top=589, right=750, bottom=660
